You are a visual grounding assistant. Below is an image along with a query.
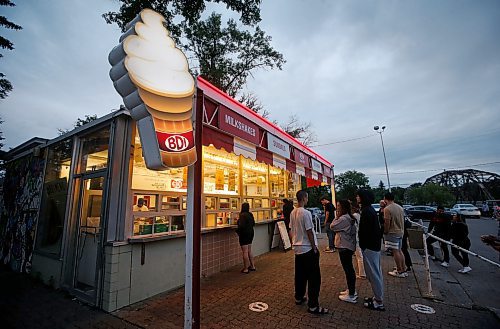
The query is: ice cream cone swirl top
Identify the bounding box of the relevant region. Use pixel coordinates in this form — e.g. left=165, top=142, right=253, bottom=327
left=123, top=9, right=194, bottom=99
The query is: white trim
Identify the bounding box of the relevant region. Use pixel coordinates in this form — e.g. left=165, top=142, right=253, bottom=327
left=272, top=154, right=286, bottom=170
left=233, top=138, right=256, bottom=160
left=296, top=165, right=305, bottom=176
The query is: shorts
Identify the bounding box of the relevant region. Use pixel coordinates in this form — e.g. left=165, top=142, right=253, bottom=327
left=384, top=234, right=402, bottom=250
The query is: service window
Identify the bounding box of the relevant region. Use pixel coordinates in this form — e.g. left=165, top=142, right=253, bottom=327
left=203, top=146, right=239, bottom=195
left=269, top=166, right=286, bottom=197
left=242, top=158, right=269, bottom=197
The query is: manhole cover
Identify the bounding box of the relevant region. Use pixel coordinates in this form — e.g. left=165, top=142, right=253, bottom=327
left=249, top=302, right=268, bottom=312
left=411, top=304, right=435, bottom=314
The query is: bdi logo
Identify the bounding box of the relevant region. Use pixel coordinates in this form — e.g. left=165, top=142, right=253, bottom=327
left=157, top=131, right=194, bottom=153
left=165, top=135, right=189, bottom=152
left=171, top=179, right=183, bottom=189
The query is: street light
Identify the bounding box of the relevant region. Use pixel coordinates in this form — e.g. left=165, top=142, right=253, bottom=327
left=374, top=125, right=391, bottom=192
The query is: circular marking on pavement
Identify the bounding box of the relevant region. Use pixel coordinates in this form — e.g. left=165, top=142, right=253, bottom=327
left=411, top=304, right=436, bottom=314
left=249, top=302, right=269, bottom=312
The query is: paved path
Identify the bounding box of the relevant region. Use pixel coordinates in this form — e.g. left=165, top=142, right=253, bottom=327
left=1, top=229, right=499, bottom=329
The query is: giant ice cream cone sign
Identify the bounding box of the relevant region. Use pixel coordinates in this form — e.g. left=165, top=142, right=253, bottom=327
left=108, top=8, right=196, bottom=170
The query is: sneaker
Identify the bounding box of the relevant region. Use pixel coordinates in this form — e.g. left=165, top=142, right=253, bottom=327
left=388, top=270, right=407, bottom=278
left=458, top=266, right=472, bottom=274
left=440, top=262, right=449, bottom=268
left=338, top=293, right=358, bottom=303
left=324, top=247, right=335, bottom=253
left=339, top=289, right=358, bottom=297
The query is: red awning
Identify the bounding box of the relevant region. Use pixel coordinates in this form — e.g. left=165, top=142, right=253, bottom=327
left=202, top=125, right=233, bottom=153
left=256, top=147, right=273, bottom=166
left=306, top=177, right=322, bottom=188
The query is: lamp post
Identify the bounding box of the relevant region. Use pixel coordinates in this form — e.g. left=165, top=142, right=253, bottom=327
left=374, top=125, right=391, bottom=192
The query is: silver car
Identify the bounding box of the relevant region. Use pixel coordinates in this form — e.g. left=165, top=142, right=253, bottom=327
left=452, top=204, right=481, bottom=218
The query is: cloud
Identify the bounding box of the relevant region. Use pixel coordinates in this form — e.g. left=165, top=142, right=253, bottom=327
left=2, top=0, right=499, bottom=187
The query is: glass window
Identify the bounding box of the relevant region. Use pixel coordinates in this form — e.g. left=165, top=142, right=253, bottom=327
left=269, top=166, right=286, bottom=198
left=205, top=196, right=217, bottom=210
left=287, top=172, right=300, bottom=198
left=131, top=130, right=188, bottom=192
left=78, top=126, right=110, bottom=173
left=242, top=158, right=268, bottom=197
left=203, top=146, right=239, bottom=195
left=132, top=194, right=158, bottom=235
left=36, top=139, right=73, bottom=255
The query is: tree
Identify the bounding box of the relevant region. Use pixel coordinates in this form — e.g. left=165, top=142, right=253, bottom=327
left=238, top=92, right=270, bottom=118
left=58, top=115, right=98, bottom=135
left=334, top=170, right=370, bottom=202
left=305, top=185, right=331, bottom=208
left=373, top=180, right=386, bottom=202
left=103, top=1, right=284, bottom=98
left=278, top=115, right=317, bottom=146
left=0, top=0, right=22, bottom=99
left=406, top=183, right=454, bottom=206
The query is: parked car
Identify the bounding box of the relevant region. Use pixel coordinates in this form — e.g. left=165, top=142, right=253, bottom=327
left=405, top=205, right=436, bottom=221
left=452, top=204, right=481, bottom=218
left=306, top=207, right=325, bottom=223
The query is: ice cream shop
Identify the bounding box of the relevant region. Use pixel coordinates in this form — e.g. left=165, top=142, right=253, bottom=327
left=0, top=10, right=333, bottom=312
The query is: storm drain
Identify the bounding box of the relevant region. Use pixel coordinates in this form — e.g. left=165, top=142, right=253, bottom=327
left=249, top=302, right=269, bottom=312
left=411, top=304, right=436, bottom=314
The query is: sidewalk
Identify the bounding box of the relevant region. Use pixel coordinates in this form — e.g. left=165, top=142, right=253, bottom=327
left=1, top=235, right=498, bottom=329
left=115, top=235, right=498, bottom=329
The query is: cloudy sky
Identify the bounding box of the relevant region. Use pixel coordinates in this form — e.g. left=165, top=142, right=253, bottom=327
left=2, top=0, right=499, bottom=187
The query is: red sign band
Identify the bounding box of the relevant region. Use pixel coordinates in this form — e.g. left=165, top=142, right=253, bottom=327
left=157, top=130, right=195, bottom=153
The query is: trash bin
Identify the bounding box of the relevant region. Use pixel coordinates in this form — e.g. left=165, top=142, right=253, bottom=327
left=407, top=227, right=424, bottom=249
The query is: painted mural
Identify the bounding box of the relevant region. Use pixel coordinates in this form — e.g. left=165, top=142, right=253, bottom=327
left=0, top=154, right=45, bottom=273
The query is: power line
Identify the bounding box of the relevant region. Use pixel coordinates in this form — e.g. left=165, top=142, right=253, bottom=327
left=310, top=133, right=377, bottom=147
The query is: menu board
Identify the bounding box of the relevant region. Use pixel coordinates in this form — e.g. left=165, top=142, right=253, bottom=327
left=215, top=168, right=225, bottom=190
left=228, top=171, right=236, bottom=191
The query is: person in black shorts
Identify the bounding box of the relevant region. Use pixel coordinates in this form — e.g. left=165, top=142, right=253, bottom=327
left=236, top=202, right=256, bottom=274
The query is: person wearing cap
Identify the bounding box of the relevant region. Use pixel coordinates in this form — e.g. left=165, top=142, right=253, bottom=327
left=320, top=195, right=336, bottom=253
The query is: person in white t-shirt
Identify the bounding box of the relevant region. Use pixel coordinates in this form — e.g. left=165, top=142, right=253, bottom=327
left=290, top=190, right=328, bottom=315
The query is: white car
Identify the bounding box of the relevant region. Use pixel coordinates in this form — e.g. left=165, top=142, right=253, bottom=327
left=452, top=204, right=481, bottom=218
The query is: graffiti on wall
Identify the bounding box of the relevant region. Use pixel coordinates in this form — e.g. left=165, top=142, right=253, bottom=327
left=0, top=154, right=45, bottom=273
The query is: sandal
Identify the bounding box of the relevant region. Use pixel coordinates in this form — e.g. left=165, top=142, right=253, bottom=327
left=240, top=268, right=250, bottom=274
left=363, top=298, right=385, bottom=311
left=295, top=296, right=307, bottom=305
left=307, top=306, right=329, bottom=315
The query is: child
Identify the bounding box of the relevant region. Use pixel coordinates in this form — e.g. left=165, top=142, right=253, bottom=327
left=450, top=213, right=472, bottom=274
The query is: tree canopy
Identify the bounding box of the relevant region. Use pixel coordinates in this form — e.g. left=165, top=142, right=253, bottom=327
left=405, top=183, right=455, bottom=207
left=58, top=115, right=98, bottom=135
left=0, top=0, right=22, bottom=100
left=334, top=170, right=370, bottom=202
left=103, top=0, right=284, bottom=98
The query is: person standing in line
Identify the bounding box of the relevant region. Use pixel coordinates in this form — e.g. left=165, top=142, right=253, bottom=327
left=450, top=213, right=472, bottom=274
left=352, top=204, right=366, bottom=279
left=401, top=211, right=413, bottom=272
left=356, top=189, right=385, bottom=311
left=331, top=199, right=358, bottom=303
left=426, top=206, right=451, bottom=267
left=321, top=195, right=336, bottom=253
left=283, top=198, right=294, bottom=232
left=236, top=202, right=256, bottom=274
left=384, top=192, right=407, bottom=278
left=290, top=190, right=328, bottom=314
left=379, top=200, right=390, bottom=255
